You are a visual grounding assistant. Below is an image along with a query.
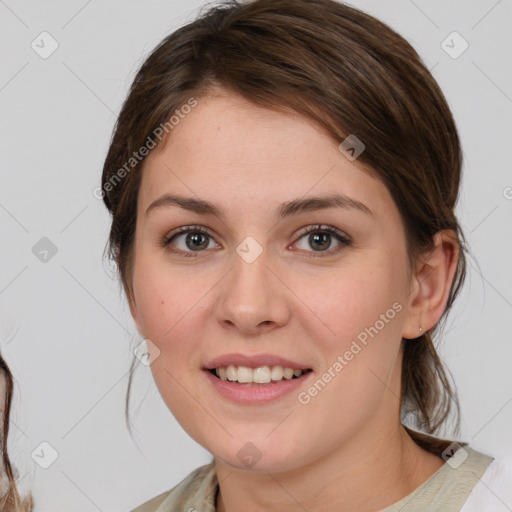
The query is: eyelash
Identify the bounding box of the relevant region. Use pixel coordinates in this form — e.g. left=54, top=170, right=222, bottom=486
left=161, top=224, right=351, bottom=258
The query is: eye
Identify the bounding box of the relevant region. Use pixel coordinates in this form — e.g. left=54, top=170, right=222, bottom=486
left=162, top=224, right=351, bottom=258
left=292, top=224, right=351, bottom=257
left=162, top=225, right=219, bottom=257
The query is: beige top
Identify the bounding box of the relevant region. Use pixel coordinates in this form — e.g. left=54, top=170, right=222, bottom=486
left=131, top=445, right=494, bottom=512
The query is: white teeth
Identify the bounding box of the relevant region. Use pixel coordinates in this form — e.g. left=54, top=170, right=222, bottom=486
left=283, top=367, right=294, bottom=379
left=237, top=366, right=253, bottom=384
left=214, top=364, right=308, bottom=384
left=253, top=366, right=272, bottom=383
left=270, top=365, right=283, bottom=381
left=226, top=365, right=237, bottom=382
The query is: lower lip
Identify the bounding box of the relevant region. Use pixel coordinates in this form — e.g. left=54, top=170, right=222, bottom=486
left=203, top=369, right=313, bottom=404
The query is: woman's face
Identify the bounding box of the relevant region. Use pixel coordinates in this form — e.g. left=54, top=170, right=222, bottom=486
left=129, top=91, right=418, bottom=471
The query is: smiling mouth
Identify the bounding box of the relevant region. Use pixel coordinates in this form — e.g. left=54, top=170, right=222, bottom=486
left=207, top=367, right=313, bottom=385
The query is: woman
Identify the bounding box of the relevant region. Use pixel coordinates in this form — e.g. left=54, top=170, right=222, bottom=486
left=0, top=354, right=33, bottom=511
left=100, top=0, right=512, bottom=510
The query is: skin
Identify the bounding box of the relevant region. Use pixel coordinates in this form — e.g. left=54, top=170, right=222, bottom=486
left=129, top=90, right=459, bottom=512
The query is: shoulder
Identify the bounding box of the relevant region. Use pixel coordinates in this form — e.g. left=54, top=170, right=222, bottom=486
left=461, top=451, right=512, bottom=512
left=401, top=443, right=494, bottom=509
left=130, top=461, right=218, bottom=512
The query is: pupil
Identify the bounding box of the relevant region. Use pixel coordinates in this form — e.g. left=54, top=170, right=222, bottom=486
left=310, top=232, right=330, bottom=250
left=187, top=232, right=208, bottom=250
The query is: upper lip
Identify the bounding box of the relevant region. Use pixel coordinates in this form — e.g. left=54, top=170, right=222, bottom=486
left=203, top=353, right=312, bottom=370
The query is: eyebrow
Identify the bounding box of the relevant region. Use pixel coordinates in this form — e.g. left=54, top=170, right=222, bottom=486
left=145, top=193, right=374, bottom=219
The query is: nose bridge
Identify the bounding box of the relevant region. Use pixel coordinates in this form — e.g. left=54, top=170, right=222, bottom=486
left=234, top=238, right=269, bottom=292
left=215, top=235, right=289, bottom=332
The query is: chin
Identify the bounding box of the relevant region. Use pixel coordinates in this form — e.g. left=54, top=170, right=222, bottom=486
left=210, top=437, right=304, bottom=473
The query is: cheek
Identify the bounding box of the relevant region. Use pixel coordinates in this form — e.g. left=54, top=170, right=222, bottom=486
left=293, top=259, right=406, bottom=398
left=294, top=261, right=402, bottom=345
left=131, top=247, right=201, bottom=338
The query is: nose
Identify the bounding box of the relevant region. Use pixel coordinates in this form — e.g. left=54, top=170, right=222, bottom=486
left=214, top=244, right=291, bottom=336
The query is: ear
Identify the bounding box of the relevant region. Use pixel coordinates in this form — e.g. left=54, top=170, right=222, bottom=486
left=402, top=230, right=459, bottom=339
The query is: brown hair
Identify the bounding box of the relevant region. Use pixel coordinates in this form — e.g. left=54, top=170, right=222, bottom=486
left=0, top=354, right=33, bottom=511
left=101, top=0, right=467, bottom=455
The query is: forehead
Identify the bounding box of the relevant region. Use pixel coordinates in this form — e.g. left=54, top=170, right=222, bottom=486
left=138, top=93, right=395, bottom=220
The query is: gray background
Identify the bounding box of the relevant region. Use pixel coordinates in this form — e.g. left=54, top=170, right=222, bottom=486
left=0, top=0, right=511, bottom=510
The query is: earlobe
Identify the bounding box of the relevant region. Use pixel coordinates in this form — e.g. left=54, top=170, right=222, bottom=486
left=402, top=230, right=459, bottom=340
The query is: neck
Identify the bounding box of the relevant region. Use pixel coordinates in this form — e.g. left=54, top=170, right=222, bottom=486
left=214, top=425, right=444, bottom=512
